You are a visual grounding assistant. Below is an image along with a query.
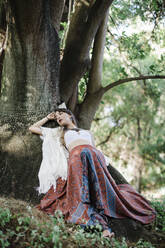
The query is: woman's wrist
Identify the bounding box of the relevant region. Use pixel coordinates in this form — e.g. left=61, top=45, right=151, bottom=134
left=30, top=116, right=49, bottom=128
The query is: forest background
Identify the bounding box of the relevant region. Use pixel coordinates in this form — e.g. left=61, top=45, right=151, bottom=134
left=90, top=1, right=165, bottom=198
left=0, top=0, right=165, bottom=247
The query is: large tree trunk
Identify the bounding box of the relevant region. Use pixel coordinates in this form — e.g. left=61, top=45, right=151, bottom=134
left=1, top=0, right=62, bottom=112
left=0, top=0, right=64, bottom=201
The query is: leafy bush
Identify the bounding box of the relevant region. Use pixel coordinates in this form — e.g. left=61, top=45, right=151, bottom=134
left=0, top=198, right=165, bottom=248
left=151, top=198, right=165, bottom=232
left=0, top=207, right=113, bottom=248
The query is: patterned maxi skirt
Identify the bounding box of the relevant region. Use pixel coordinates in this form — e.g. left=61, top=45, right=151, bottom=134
left=36, top=145, right=156, bottom=231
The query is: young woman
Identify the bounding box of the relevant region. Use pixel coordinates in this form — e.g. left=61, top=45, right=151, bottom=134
left=29, top=108, right=156, bottom=238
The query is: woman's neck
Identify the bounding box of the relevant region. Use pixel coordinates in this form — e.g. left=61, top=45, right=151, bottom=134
left=65, top=123, right=77, bottom=129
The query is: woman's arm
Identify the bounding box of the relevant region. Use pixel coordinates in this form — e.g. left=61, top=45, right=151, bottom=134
left=28, top=113, right=56, bottom=135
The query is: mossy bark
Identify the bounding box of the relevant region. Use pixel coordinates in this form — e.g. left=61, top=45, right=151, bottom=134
left=0, top=0, right=62, bottom=202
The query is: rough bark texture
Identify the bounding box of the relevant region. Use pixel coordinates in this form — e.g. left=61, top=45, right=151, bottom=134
left=60, top=0, right=114, bottom=107
left=0, top=49, right=5, bottom=91
left=87, top=9, right=109, bottom=94
left=0, top=0, right=63, bottom=202
left=77, top=9, right=109, bottom=128
left=0, top=0, right=116, bottom=203
left=0, top=3, right=6, bottom=33
left=77, top=90, right=103, bottom=129
left=0, top=0, right=62, bottom=112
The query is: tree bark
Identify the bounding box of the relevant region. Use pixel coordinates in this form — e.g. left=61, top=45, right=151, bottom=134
left=60, top=0, right=114, bottom=106
left=0, top=0, right=63, bottom=201
left=77, top=8, right=109, bottom=128
left=0, top=0, right=63, bottom=113
left=103, top=75, right=165, bottom=93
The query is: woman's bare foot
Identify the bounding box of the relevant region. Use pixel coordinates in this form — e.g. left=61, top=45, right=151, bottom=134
left=102, top=229, right=115, bottom=239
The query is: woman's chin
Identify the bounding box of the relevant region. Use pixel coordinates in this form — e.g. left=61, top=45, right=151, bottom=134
left=59, top=121, right=66, bottom=127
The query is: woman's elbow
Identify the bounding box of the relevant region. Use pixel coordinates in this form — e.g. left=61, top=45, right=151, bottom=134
left=28, top=126, right=41, bottom=135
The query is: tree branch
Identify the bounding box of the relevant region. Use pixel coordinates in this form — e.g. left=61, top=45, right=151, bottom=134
left=97, top=129, right=114, bottom=146
left=0, top=23, right=8, bottom=93
left=61, top=0, right=72, bottom=50
left=96, top=117, right=124, bottom=146
left=60, top=0, right=114, bottom=103
left=103, top=75, right=165, bottom=93
left=77, top=73, right=165, bottom=128
left=94, top=115, right=111, bottom=121
left=50, top=0, right=66, bottom=32
left=87, top=8, right=109, bottom=94
left=77, top=90, right=103, bottom=129
left=0, top=1, right=6, bottom=33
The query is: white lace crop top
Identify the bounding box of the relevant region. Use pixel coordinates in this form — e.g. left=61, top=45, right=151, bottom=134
left=64, top=129, right=93, bottom=148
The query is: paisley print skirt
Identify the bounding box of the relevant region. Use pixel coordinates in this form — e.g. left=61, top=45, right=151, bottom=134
left=36, top=145, right=156, bottom=231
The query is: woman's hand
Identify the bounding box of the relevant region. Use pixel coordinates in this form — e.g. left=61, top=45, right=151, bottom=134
left=46, top=112, right=56, bottom=120
left=29, top=112, right=56, bottom=135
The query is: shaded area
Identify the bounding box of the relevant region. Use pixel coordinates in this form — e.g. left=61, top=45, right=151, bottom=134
left=107, top=164, right=129, bottom=185
left=0, top=150, right=41, bottom=202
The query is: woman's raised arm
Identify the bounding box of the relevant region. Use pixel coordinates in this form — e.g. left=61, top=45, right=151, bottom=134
left=28, top=113, right=56, bottom=135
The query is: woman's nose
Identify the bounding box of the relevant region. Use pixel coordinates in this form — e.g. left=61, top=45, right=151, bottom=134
left=57, top=116, right=61, bottom=121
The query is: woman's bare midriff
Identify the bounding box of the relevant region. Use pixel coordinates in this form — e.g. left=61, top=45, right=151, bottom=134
left=67, top=139, right=93, bottom=152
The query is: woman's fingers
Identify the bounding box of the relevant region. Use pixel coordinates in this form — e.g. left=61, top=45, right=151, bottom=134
left=47, top=112, right=56, bottom=119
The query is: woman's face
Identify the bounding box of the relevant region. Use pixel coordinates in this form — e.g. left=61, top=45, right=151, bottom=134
left=55, top=111, right=73, bottom=126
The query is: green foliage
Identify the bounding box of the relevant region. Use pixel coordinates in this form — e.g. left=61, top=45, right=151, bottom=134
left=135, top=239, right=155, bottom=248
left=0, top=208, right=12, bottom=227
left=93, top=66, right=165, bottom=190
left=0, top=207, right=114, bottom=248
left=151, top=199, right=165, bottom=232
left=110, top=0, right=165, bottom=24
left=78, top=72, right=88, bottom=103
left=102, top=59, right=128, bottom=86
left=120, top=33, right=151, bottom=60
left=1, top=202, right=163, bottom=248
left=111, top=237, right=156, bottom=248
left=59, top=22, right=68, bottom=49
left=93, top=1, right=165, bottom=191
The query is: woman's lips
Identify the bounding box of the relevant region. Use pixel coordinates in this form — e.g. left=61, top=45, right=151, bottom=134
left=58, top=119, right=63, bottom=123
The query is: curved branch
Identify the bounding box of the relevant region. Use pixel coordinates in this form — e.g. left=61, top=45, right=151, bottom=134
left=96, top=117, right=123, bottom=146
left=97, top=129, right=114, bottom=146
left=103, top=75, right=165, bottom=93
left=77, top=74, right=165, bottom=129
